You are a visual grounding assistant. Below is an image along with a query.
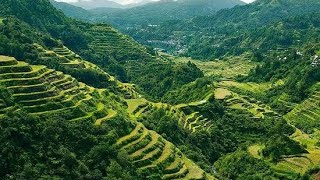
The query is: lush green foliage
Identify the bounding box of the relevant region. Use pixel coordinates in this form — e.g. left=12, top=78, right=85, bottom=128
left=0, top=110, right=140, bottom=179
left=138, top=98, right=297, bottom=175
left=1, top=0, right=320, bottom=179
left=126, top=61, right=204, bottom=100
left=214, top=150, right=276, bottom=179
left=162, top=77, right=212, bottom=104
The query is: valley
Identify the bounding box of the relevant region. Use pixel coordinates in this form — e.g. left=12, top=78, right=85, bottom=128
left=0, top=0, right=320, bottom=179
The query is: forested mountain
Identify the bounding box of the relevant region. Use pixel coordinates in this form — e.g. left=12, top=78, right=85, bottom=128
left=1, top=0, right=320, bottom=179
left=88, top=0, right=245, bottom=25
left=54, top=0, right=320, bottom=58
left=50, top=0, right=93, bottom=20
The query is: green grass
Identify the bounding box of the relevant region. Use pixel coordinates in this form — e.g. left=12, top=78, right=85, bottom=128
left=248, top=144, right=265, bottom=159
left=214, top=88, right=232, bottom=100
left=125, top=98, right=148, bottom=114
left=172, top=53, right=257, bottom=79
left=219, top=80, right=274, bottom=94
left=225, top=91, right=272, bottom=118
left=130, top=131, right=160, bottom=159
left=181, top=157, right=206, bottom=180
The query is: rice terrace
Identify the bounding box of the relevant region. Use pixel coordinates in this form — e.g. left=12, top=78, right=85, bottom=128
left=0, top=0, right=320, bottom=179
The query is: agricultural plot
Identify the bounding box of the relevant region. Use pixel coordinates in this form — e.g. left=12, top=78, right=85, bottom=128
left=127, top=98, right=214, bottom=133
left=35, top=44, right=112, bottom=78
left=115, top=122, right=212, bottom=179
left=273, top=129, right=320, bottom=175
left=248, top=144, right=265, bottom=159
left=87, top=25, right=151, bottom=61
left=218, top=80, right=278, bottom=94
left=125, top=98, right=148, bottom=114
left=215, top=88, right=276, bottom=119
left=0, top=56, right=116, bottom=124
left=285, top=84, right=320, bottom=133
left=172, top=53, right=257, bottom=79
left=214, top=88, right=231, bottom=100
left=119, top=83, right=140, bottom=99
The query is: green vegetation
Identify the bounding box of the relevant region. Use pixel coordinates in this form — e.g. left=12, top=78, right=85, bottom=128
left=1, top=0, right=320, bottom=179
left=285, top=84, right=320, bottom=133
left=162, top=77, right=213, bottom=105
left=172, top=54, right=257, bottom=78
left=126, top=60, right=204, bottom=101
left=0, top=56, right=211, bottom=179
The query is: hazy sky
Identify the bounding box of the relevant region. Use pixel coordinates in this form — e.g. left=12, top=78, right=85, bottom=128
left=56, top=0, right=256, bottom=5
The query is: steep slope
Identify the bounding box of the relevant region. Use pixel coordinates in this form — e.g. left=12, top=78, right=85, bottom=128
left=50, top=0, right=93, bottom=20
left=0, top=0, right=67, bottom=30
left=0, top=55, right=212, bottom=179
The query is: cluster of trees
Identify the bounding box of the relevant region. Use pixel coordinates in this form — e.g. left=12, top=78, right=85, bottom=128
left=0, top=109, right=145, bottom=179
left=126, top=61, right=204, bottom=101
left=161, top=77, right=213, bottom=105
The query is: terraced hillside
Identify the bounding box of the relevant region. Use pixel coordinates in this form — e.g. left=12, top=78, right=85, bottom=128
left=34, top=44, right=113, bottom=80
left=86, top=25, right=152, bottom=61
left=34, top=44, right=142, bottom=98
left=126, top=98, right=214, bottom=133
left=0, top=55, right=212, bottom=179
left=115, top=122, right=211, bottom=179
left=0, top=55, right=115, bottom=123
left=285, top=83, right=320, bottom=133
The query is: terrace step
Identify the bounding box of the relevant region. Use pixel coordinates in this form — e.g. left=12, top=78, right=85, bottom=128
left=116, top=123, right=144, bottom=148
left=148, top=142, right=175, bottom=168
left=122, top=128, right=149, bottom=151
left=19, top=86, right=82, bottom=106
left=95, top=109, right=117, bottom=125
left=0, top=62, right=32, bottom=74
left=13, top=88, right=58, bottom=102
left=164, top=157, right=184, bottom=174
left=184, top=112, right=198, bottom=129
left=0, top=69, right=55, bottom=87
left=188, top=115, right=203, bottom=130
left=162, top=164, right=189, bottom=180
left=130, top=131, right=162, bottom=160
left=133, top=144, right=164, bottom=167
left=32, top=105, right=86, bottom=120
left=0, top=66, right=47, bottom=80
left=0, top=56, right=17, bottom=66
left=8, top=83, right=49, bottom=94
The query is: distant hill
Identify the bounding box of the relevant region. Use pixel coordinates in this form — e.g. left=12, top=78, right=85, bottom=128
left=88, top=0, right=245, bottom=25
left=70, top=0, right=125, bottom=9
left=50, top=0, right=93, bottom=20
